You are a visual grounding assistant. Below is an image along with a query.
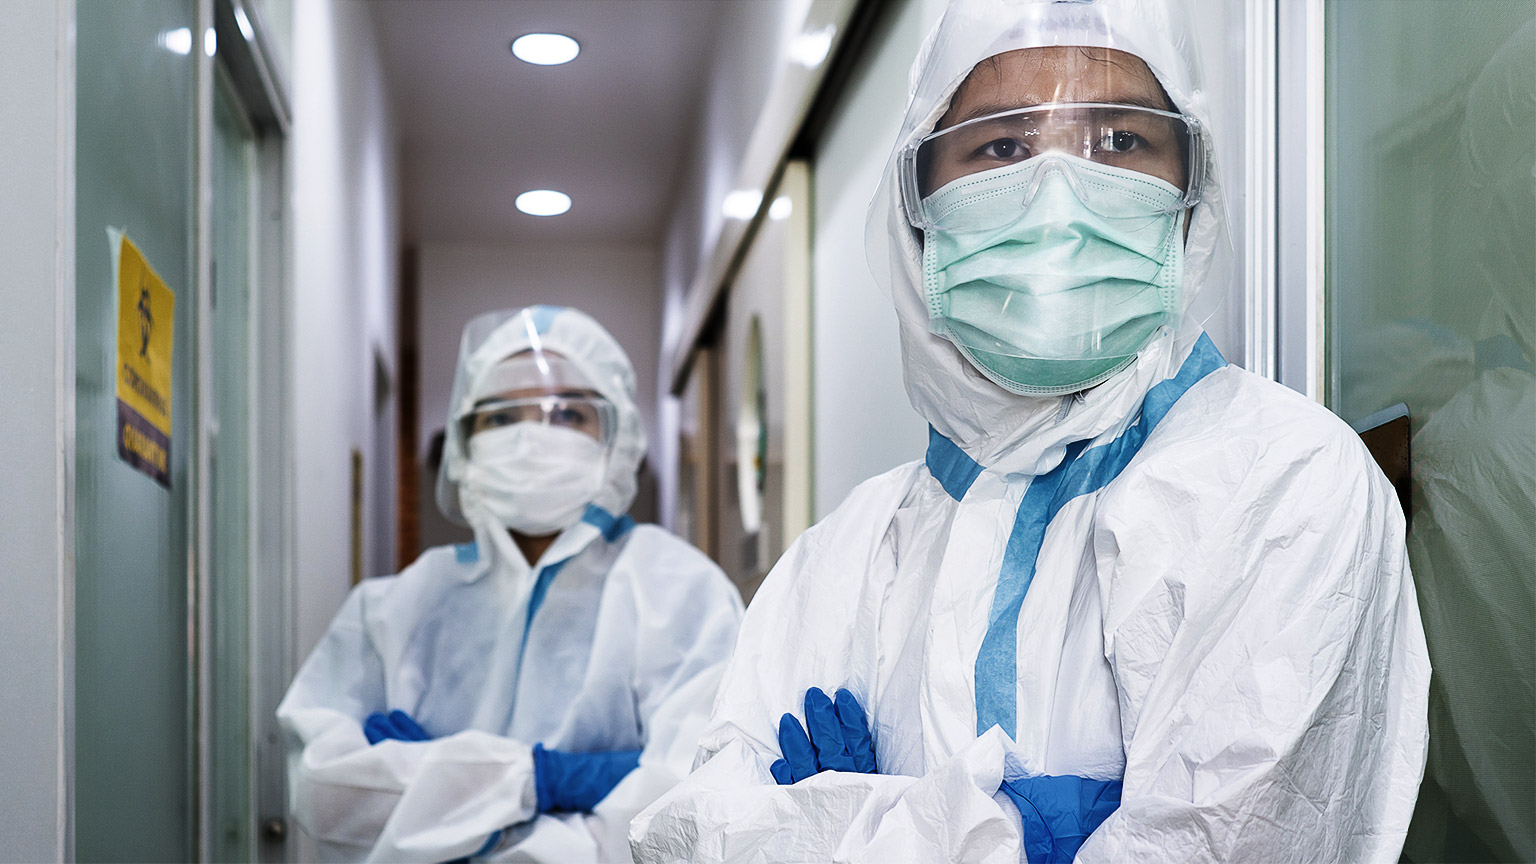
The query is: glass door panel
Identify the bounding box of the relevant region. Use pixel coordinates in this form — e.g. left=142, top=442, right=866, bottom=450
left=74, top=1, right=199, bottom=860
left=1324, top=3, right=1535, bottom=861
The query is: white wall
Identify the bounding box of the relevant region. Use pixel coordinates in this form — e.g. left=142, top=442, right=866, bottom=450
left=415, top=241, right=662, bottom=534
left=0, top=1, right=73, bottom=858
left=290, top=0, right=401, bottom=658
left=809, top=0, right=945, bottom=519
left=657, top=0, right=816, bottom=529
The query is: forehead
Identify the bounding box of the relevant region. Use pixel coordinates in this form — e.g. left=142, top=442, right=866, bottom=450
left=940, top=46, right=1171, bottom=127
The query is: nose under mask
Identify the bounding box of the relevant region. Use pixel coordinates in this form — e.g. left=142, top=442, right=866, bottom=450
left=460, top=423, right=608, bottom=536
left=921, top=154, right=1186, bottom=396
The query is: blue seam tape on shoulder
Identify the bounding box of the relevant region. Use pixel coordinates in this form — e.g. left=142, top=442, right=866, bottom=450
left=528, top=304, right=562, bottom=334
left=454, top=541, right=479, bottom=564
left=975, top=334, right=1226, bottom=737
left=611, top=513, right=635, bottom=540
left=582, top=504, right=635, bottom=542
left=926, top=425, right=985, bottom=501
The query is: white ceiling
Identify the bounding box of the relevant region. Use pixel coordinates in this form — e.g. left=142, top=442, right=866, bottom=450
left=371, top=0, right=725, bottom=245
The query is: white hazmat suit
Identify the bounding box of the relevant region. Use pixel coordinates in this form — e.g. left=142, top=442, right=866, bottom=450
left=631, top=1, right=1430, bottom=861
left=279, top=306, right=743, bottom=862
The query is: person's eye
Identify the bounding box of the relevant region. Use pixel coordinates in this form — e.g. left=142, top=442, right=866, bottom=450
left=483, top=411, right=515, bottom=428
left=551, top=408, right=587, bottom=426
left=976, top=137, right=1028, bottom=161
left=1098, top=130, right=1147, bottom=154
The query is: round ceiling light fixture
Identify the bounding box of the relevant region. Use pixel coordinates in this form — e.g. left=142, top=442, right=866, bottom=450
left=516, top=189, right=572, bottom=217
left=510, top=32, right=580, bottom=66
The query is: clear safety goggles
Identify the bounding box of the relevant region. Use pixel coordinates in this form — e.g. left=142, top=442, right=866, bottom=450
left=900, top=102, right=1206, bottom=231
left=463, top=394, right=618, bottom=445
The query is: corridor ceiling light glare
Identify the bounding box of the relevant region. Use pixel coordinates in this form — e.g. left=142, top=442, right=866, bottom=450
left=722, top=189, right=763, bottom=221
left=204, top=26, right=217, bottom=56
left=234, top=4, right=255, bottom=41
left=161, top=27, right=193, bottom=55
left=511, top=33, right=581, bottom=66
left=789, top=24, right=836, bottom=69
left=516, top=189, right=572, bottom=217
left=769, top=196, right=793, bottom=221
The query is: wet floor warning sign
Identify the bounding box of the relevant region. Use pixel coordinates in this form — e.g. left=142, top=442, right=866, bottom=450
left=113, top=230, right=175, bottom=488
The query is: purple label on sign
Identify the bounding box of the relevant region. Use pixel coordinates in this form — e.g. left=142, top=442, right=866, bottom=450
left=117, top=399, right=171, bottom=488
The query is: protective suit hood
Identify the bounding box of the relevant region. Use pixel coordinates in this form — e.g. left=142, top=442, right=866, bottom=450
left=866, top=0, right=1229, bottom=469
left=436, top=306, right=648, bottom=534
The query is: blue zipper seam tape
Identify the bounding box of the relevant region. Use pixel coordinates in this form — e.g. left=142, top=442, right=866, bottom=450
left=520, top=505, right=634, bottom=658
left=974, top=333, right=1226, bottom=738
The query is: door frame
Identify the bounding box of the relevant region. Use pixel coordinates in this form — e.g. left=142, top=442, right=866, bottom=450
left=1275, top=0, right=1328, bottom=400
left=197, top=1, right=294, bottom=860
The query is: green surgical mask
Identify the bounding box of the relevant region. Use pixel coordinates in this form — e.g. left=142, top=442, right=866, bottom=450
left=921, top=154, right=1186, bottom=396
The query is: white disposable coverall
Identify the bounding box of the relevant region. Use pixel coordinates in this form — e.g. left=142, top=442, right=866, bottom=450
left=279, top=306, right=743, bottom=862
left=631, top=2, right=1430, bottom=861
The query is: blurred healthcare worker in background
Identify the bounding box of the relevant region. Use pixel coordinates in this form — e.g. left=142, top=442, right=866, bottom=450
left=632, top=1, right=1429, bottom=862
left=279, top=305, right=743, bottom=862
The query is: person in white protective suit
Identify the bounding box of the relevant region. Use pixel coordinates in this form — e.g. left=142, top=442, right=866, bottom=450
left=278, top=305, right=743, bottom=862
left=631, top=1, right=1430, bottom=861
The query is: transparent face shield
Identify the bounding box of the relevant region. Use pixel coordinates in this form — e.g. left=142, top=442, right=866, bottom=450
left=900, top=102, right=1206, bottom=232
left=460, top=352, right=619, bottom=448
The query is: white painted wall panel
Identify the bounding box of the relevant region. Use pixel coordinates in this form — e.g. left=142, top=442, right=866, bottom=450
left=0, top=2, right=72, bottom=858
left=290, top=0, right=400, bottom=660
left=809, top=0, right=942, bottom=520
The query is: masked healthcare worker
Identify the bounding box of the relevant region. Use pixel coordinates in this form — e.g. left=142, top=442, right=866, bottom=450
left=631, top=1, right=1430, bottom=861
left=279, top=305, right=743, bottom=862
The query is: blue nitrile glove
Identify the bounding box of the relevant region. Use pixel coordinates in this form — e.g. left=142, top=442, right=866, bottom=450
left=770, top=687, right=877, bottom=785
left=363, top=709, right=432, bottom=745
left=999, top=775, right=1122, bottom=864
left=530, top=744, right=643, bottom=813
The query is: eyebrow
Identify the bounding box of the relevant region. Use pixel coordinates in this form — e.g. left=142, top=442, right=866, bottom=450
left=946, top=93, right=1173, bottom=127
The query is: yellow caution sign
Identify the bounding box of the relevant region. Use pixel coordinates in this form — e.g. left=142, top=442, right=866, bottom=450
left=113, top=230, right=175, bottom=487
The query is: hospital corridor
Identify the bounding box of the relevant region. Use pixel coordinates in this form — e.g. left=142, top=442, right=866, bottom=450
left=0, top=0, right=1531, bottom=861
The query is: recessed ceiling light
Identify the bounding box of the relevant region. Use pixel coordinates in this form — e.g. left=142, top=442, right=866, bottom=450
left=789, top=24, right=836, bottom=69
left=511, top=33, right=580, bottom=66
left=161, top=28, right=193, bottom=55
left=722, top=189, right=763, bottom=221
left=516, top=189, right=572, bottom=217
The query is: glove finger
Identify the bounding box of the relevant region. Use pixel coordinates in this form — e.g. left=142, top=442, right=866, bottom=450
left=769, top=759, right=794, bottom=786
left=389, top=709, right=431, bottom=741
left=805, top=687, right=854, bottom=773
left=363, top=712, right=393, bottom=745
left=777, top=713, right=819, bottom=782
left=834, top=688, right=877, bottom=773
